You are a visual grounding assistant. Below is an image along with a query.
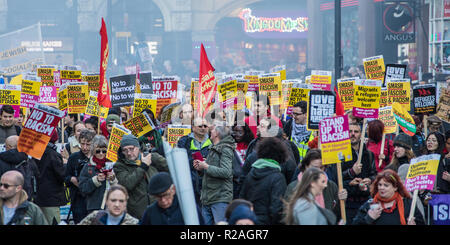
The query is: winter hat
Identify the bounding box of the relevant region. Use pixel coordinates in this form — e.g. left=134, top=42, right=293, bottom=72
left=228, top=204, right=257, bottom=225
left=427, top=115, right=442, bottom=125
left=120, top=134, right=140, bottom=148
left=106, top=114, right=120, bottom=125
left=148, top=172, right=173, bottom=195
left=393, top=133, right=413, bottom=150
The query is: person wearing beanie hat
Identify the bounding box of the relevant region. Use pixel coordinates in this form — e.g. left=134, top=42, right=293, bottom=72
left=113, top=133, right=169, bottom=220
left=228, top=204, right=257, bottom=225
left=385, top=133, right=416, bottom=172
left=105, top=114, right=120, bottom=135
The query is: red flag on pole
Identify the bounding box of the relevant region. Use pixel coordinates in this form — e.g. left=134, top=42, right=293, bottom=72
left=334, top=85, right=345, bottom=116
left=197, top=43, right=216, bottom=117
left=98, top=18, right=112, bottom=108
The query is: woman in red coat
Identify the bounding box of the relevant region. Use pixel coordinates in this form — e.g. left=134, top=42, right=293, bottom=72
left=366, top=120, right=394, bottom=172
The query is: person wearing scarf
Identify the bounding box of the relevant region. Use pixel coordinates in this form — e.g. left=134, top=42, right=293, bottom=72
left=352, top=169, right=424, bottom=225
left=78, top=135, right=118, bottom=216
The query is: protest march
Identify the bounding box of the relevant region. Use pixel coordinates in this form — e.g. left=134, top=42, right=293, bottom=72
left=1, top=10, right=450, bottom=230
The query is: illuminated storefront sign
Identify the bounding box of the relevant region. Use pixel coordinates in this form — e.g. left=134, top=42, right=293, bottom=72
left=21, top=40, right=63, bottom=52
left=239, top=8, right=308, bottom=33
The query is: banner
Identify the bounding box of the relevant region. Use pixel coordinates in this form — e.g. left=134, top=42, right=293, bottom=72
left=384, top=64, right=406, bottom=86
left=307, top=90, right=335, bottom=131
left=380, top=87, right=388, bottom=108
left=198, top=43, right=216, bottom=117
left=167, top=125, right=191, bottom=148
left=311, top=70, right=332, bottom=91
left=319, top=115, right=353, bottom=165
left=20, top=79, right=41, bottom=109
left=0, top=84, right=21, bottom=117
left=132, top=93, right=158, bottom=117
left=38, top=86, right=57, bottom=106
left=67, top=82, right=89, bottom=114
left=57, top=84, right=68, bottom=111
left=152, top=76, right=178, bottom=116
left=110, top=74, right=136, bottom=107
left=337, top=78, right=356, bottom=111
left=392, top=102, right=416, bottom=136
left=106, top=123, right=131, bottom=162
left=123, top=111, right=155, bottom=138
left=405, top=154, right=440, bottom=192
left=98, top=17, right=111, bottom=108
left=17, top=103, right=65, bottom=160
left=353, top=80, right=382, bottom=118
left=387, top=79, right=411, bottom=112
left=0, top=23, right=45, bottom=75
left=429, top=194, right=450, bottom=225
left=259, top=73, right=282, bottom=106
left=378, top=106, right=398, bottom=134
left=218, top=75, right=238, bottom=109
left=413, top=84, right=437, bottom=115
left=84, top=91, right=109, bottom=119
left=363, top=55, right=385, bottom=81
left=82, top=73, right=100, bottom=93
left=287, top=82, right=311, bottom=114
left=436, top=87, right=450, bottom=123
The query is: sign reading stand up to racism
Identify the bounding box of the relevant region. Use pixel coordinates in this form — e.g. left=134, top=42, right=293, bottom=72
left=319, top=115, right=353, bottom=165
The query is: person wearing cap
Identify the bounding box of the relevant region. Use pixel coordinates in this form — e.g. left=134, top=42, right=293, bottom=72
left=102, top=114, right=121, bottom=139
left=227, top=204, right=257, bottom=225
left=139, top=172, right=203, bottom=225
left=113, top=134, right=168, bottom=220
left=385, top=133, right=415, bottom=172
left=427, top=115, right=444, bottom=135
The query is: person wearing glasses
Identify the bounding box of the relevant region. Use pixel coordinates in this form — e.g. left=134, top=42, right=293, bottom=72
left=283, top=101, right=315, bottom=164
left=79, top=135, right=118, bottom=216
left=140, top=172, right=203, bottom=225
left=0, top=170, right=48, bottom=225
left=422, top=132, right=450, bottom=194
left=177, top=117, right=213, bottom=205
left=113, top=134, right=168, bottom=220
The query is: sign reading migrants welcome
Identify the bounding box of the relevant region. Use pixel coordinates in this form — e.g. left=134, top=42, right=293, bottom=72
left=353, top=80, right=382, bottom=118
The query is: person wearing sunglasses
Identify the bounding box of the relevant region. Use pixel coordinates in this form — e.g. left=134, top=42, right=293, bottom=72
left=79, top=135, right=118, bottom=217
left=0, top=170, right=48, bottom=225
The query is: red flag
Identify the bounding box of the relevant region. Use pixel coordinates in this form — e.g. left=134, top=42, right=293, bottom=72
left=334, top=85, right=345, bottom=116
left=98, top=18, right=112, bottom=108
left=198, top=43, right=216, bottom=117
left=136, top=62, right=141, bottom=93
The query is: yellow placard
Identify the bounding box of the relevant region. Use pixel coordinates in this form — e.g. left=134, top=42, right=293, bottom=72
left=84, top=91, right=109, bottom=119
left=311, top=70, right=332, bottom=90
left=67, top=83, right=89, bottom=114
left=167, top=125, right=191, bottom=148
left=83, top=74, right=100, bottom=92
left=10, top=74, right=23, bottom=85
left=133, top=94, right=157, bottom=117
left=378, top=106, right=398, bottom=134
left=0, top=87, right=21, bottom=106
left=123, top=112, right=154, bottom=138
left=21, top=80, right=41, bottom=96
left=259, top=73, right=282, bottom=106
left=218, top=78, right=237, bottom=109
left=288, top=86, right=310, bottom=107
left=58, top=86, right=68, bottom=111
left=380, top=88, right=388, bottom=108
left=363, top=55, right=385, bottom=81
left=106, top=124, right=130, bottom=162
left=387, top=79, right=411, bottom=112
left=337, top=78, right=356, bottom=111
left=321, top=139, right=353, bottom=165
left=61, top=70, right=82, bottom=80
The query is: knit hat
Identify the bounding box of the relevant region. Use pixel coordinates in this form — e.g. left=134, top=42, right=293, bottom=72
left=106, top=114, right=120, bottom=125
left=228, top=204, right=257, bottom=225
left=148, top=172, right=173, bottom=195
left=120, top=134, right=140, bottom=148
left=427, top=115, right=442, bottom=126
left=393, top=133, right=413, bottom=150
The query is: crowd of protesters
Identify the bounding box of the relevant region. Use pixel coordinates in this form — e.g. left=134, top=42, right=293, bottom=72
left=0, top=74, right=449, bottom=226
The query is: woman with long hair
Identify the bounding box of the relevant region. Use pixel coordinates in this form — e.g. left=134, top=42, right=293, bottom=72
left=423, top=132, right=450, bottom=194
left=352, top=169, right=424, bottom=225
left=284, top=167, right=338, bottom=225
left=385, top=133, right=415, bottom=172
left=367, top=120, right=394, bottom=172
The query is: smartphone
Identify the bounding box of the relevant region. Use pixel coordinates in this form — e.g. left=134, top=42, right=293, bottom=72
left=192, top=151, right=204, bottom=161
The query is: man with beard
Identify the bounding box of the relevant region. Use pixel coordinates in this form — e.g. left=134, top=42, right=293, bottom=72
left=326, top=122, right=377, bottom=222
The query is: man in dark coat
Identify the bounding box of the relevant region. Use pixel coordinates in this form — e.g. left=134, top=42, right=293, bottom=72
left=64, top=129, right=95, bottom=223
left=34, top=131, right=67, bottom=225
left=239, top=137, right=288, bottom=225
left=140, top=172, right=203, bottom=225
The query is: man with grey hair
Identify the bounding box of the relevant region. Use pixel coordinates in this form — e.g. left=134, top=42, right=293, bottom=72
left=0, top=170, right=48, bottom=225
left=64, top=128, right=96, bottom=223
left=193, top=125, right=235, bottom=224
left=5, top=136, right=19, bottom=151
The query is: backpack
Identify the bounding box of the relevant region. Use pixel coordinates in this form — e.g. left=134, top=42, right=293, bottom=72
left=15, top=157, right=39, bottom=201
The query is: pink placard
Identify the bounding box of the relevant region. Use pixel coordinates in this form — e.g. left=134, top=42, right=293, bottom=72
left=38, top=86, right=58, bottom=104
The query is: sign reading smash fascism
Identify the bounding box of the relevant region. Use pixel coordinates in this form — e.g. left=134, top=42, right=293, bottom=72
left=363, top=55, right=385, bottom=81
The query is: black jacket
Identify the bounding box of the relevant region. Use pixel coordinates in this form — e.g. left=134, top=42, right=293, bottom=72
left=34, top=143, right=68, bottom=207
left=139, top=195, right=204, bottom=225
left=352, top=197, right=425, bottom=225
left=64, top=151, right=89, bottom=203
left=239, top=161, right=287, bottom=225
left=436, top=158, right=450, bottom=194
